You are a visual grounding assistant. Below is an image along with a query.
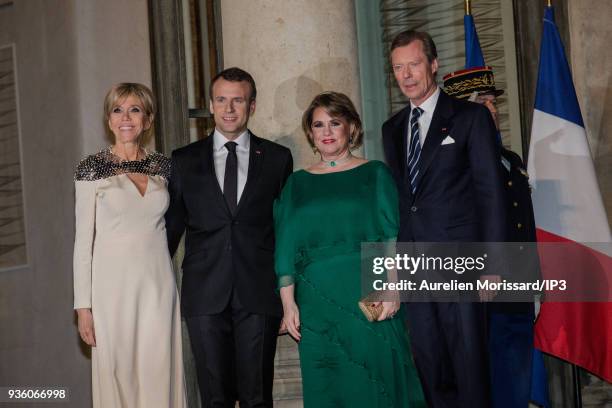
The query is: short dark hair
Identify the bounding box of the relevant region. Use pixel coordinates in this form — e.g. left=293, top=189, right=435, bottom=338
left=390, top=30, right=438, bottom=63
left=302, top=91, right=363, bottom=150
left=209, top=67, right=257, bottom=102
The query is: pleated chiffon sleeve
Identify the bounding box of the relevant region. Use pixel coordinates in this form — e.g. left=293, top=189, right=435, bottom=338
left=273, top=173, right=297, bottom=289
left=73, top=179, right=96, bottom=309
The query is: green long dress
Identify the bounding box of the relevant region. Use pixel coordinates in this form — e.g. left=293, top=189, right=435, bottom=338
left=274, top=160, right=426, bottom=408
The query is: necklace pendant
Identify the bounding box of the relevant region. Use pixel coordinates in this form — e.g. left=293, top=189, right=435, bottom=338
left=330, top=161, right=336, bottom=167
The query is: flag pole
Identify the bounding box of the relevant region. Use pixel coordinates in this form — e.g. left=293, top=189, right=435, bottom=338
left=552, top=6, right=580, bottom=406
left=465, top=0, right=471, bottom=15
left=547, top=0, right=552, bottom=7
left=553, top=3, right=581, bottom=405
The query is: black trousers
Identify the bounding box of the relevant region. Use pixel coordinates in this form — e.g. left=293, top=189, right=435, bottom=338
left=404, top=302, right=491, bottom=408
left=186, top=292, right=281, bottom=408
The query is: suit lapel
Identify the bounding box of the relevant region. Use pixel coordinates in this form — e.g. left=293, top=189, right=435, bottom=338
left=416, top=91, right=454, bottom=190
left=235, top=132, right=264, bottom=214
left=201, top=133, right=232, bottom=215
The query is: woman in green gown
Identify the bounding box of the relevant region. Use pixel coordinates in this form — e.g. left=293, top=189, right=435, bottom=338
left=274, top=92, right=426, bottom=407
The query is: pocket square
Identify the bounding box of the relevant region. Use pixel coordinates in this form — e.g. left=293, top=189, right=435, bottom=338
left=441, top=135, right=455, bottom=145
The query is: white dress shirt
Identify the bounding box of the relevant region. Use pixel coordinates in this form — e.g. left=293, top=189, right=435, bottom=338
left=407, top=86, right=441, bottom=156
left=213, top=129, right=250, bottom=201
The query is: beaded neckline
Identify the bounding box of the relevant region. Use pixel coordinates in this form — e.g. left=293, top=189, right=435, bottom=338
left=106, top=146, right=151, bottom=163
left=74, top=147, right=170, bottom=181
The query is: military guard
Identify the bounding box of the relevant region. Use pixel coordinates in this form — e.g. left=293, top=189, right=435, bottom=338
left=444, top=66, right=538, bottom=408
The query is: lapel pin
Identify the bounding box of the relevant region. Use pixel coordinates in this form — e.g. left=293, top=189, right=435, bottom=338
left=255, top=150, right=262, bottom=155
left=441, top=127, right=448, bottom=132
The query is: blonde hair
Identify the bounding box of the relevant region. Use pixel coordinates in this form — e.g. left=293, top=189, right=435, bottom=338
left=103, top=83, right=156, bottom=144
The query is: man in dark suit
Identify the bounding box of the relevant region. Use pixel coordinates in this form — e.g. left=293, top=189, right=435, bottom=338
left=165, top=67, right=293, bottom=408
left=382, top=30, right=507, bottom=407
left=444, top=66, right=538, bottom=408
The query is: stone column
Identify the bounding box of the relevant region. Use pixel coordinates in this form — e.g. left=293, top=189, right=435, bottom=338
left=219, top=1, right=362, bottom=405
left=568, top=0, right=612, bottom=230
left=567, top=3, right=612, bottom=405
left=220, top=0, right=362, bottom=170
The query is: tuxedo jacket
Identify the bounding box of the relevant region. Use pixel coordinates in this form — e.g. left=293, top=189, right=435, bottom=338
left=382, top=90, right=507, bottom=245
left=165, top=132, right=293, bottom=318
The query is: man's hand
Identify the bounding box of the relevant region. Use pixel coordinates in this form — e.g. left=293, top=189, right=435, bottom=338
left=478, top=274, right=501, bottom=302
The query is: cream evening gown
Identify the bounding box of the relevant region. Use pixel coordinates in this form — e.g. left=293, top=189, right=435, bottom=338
left=73, top=147, right=186, bottom=408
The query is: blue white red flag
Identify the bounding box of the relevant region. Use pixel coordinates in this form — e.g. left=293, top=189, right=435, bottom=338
left=527, top=5, right=612, bottom=383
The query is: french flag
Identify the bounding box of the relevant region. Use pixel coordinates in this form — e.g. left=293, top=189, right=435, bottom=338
left=527, top=5, right=612, bottom=382
left=463, top=8, right=552, bottom=406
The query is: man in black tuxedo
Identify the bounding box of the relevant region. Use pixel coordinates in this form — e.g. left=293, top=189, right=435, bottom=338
left=165, top=67, right=293, bottom=407
left=382, top=31, right=507, bottom=407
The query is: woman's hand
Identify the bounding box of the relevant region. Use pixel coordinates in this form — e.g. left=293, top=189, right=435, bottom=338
left=282, top=302, right=301, bottom=341
left=76, top=308, right=96, bottom=346
left=278, top=319, right=288, bottom=335
left=373, top=301, right=400, bottom=321
left=279, top=284, right=301, bottom=341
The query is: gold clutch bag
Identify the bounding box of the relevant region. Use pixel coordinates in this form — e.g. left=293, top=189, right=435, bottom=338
left=358, top=293, right=384, bottom=322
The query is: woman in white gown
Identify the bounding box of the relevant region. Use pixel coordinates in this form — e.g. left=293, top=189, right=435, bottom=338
left=73, top=83, right=186, bottom=408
